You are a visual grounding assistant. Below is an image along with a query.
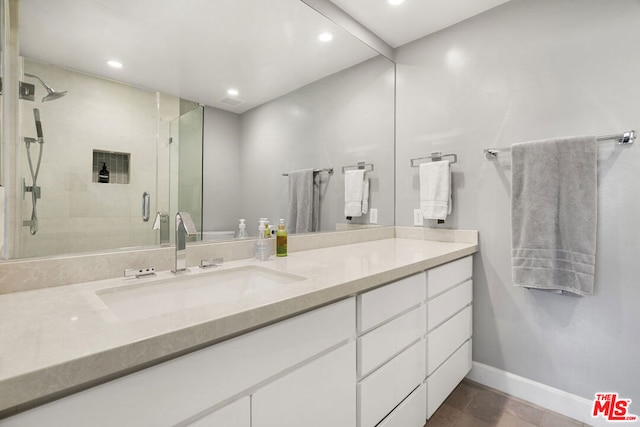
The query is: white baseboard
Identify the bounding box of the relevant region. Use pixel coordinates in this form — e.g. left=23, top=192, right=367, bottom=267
left=466, top=362, right=613, bottom=427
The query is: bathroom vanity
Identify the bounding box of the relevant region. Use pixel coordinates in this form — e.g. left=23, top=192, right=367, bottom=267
left=0, top=231, right=476, bottom=426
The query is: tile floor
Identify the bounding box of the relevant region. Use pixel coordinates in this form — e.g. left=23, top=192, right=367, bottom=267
left=424, top=379, right=592, bottom=427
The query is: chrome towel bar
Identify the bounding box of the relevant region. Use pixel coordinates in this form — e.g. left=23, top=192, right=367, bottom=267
left=484, top=130, right=635, bottom=159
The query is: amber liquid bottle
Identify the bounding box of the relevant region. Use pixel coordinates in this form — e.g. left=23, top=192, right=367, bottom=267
left=276, top=219, right=287, bottom=257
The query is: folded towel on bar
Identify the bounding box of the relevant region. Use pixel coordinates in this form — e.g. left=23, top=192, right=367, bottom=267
left=362, top=177, right=370, bottom=214
left=344, top=170, right=366, bottom=218
left=287, top=169, right=320, bottom=233
left=419, top=160, right=451, bottom=220
left=511, top=135, right=597, bottom=296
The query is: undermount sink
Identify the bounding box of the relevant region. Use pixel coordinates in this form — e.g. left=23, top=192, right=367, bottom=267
left=97, top=265, right=307, bottom=321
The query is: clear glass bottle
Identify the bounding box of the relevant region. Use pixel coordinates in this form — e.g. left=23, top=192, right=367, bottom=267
left=237, top=219, right=248, bottom=239
left=255, top=220, right=270, bottom=261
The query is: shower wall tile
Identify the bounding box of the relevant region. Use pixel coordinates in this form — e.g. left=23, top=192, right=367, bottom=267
left=18, top=217, right=71, bottom=258
left=17, top=60, right=180, bottom=257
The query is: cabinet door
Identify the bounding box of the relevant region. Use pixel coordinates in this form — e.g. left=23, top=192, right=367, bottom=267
left=186, top=397, right=250, bottom=427
left=252, top=341, right=356, bottom=427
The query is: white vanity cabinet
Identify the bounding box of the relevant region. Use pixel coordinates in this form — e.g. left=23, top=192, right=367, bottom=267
left=356, top=273, right=427, bottom=427
left=356, top=255, right=474, bottom=426
left=1, top=298, right=356, bottom=427
left=425, top=256, right=473, bottom=419
left=1, top=253, right=476, bottom=427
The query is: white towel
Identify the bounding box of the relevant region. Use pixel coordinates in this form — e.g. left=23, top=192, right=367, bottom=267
left=362, top=177, right=370, bottom=214
left=344, top=170, right=365, bottom=217
left=420, top=161, right=451, bottom=220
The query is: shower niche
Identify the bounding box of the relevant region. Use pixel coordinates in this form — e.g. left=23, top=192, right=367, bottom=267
left=92, top=150, right=130, bottom=184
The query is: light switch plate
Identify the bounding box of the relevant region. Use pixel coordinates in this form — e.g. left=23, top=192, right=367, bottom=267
left=413, top=209, right=424, bottom=226
left=369, top=208, right=378, bottom=224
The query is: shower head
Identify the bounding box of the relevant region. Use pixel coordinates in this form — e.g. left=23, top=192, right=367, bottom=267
left=24, top=73, right=67, bottom=102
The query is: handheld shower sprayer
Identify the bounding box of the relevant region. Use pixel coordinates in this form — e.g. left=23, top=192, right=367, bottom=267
left=33, top=108, right=44, bottom=140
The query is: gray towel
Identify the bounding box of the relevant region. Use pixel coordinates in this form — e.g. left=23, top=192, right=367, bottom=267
left=511, top=136, right=597, bottom=296
left=287, top=169, right=320, bottom=233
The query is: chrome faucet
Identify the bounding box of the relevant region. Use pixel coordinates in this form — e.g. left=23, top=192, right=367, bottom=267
left=172, top=212, right=197, bottom=273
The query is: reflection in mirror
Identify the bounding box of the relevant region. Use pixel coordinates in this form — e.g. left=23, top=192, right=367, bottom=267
left=203, top=55, right=395, bottom=239
left=8, top=0, right=395, bottom=259
left=17, top=59, right=202, bottom=258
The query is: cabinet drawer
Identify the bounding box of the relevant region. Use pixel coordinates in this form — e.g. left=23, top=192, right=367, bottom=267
left=377, top=383, right=427, bottom=427
left=187, top=397, right=250, bottom=427
left=426, top=339, right=472, bottom=419
left=426, top=306, right=472, bottom=375
left=427, top=280, right=472, bottom=331
left=358, top=273, right=426, bottom=333
left=427, top=256, right=472, bottom=298
left=358, top=305, right=426, bottom=378
left=357, top=339, right=426, bottom=427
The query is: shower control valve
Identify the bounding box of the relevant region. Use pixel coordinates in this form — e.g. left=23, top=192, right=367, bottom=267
left=22, top=178, right=41, bottom=200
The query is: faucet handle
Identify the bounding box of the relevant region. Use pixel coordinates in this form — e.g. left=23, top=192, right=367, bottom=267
left=200, top=257, right=223, bottom=269
left=152, top=212, right=168, bottom=230
left=124, top=267, right=156, bottom=278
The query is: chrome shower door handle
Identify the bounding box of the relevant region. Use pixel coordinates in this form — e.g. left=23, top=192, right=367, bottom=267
left=142, top=192, right=151, bottom=221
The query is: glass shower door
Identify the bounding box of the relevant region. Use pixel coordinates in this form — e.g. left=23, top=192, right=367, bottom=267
left=167, top=106, right=203, bottom=242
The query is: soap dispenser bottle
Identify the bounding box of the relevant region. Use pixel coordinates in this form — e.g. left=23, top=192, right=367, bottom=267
left=255, top=220, right=270, bottom=261
left=98, top=162, right=110, bottom=183
left=276, top=219, right=287, bottom=257
left=237, top=219, right=248, bottom=239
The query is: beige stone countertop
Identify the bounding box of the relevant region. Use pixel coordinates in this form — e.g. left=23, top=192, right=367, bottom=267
left=0, top=237, right=477, bottom=417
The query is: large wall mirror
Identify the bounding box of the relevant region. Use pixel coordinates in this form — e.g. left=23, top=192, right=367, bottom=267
left=5, top=0, right=395, bottom=259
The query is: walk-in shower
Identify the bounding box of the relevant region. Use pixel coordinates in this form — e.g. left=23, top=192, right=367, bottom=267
left=22, top=73, right=67, bottom=235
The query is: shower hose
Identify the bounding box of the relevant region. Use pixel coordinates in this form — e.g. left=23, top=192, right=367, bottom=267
left=25, top=108, right=44, bottom=235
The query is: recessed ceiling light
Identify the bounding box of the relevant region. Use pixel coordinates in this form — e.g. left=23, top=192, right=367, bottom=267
left=388, top=0, right=405, bottom=5
left=227, top=88, right=239, bottom=96
left=317, top=32, right=334, bottom=42
left=106, top=59, right=123, bottom=69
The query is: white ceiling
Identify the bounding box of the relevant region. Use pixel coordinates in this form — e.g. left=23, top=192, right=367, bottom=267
left=19, top=0, right=377, bottom=113
left=19, top=0, right=511, bottom=114
left=330, top=0, right=511, bottom=48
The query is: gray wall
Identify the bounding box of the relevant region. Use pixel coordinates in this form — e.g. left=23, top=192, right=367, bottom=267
left=396, top=0, right=640, bottom=401
left=202, top=55, right=395, bottom=234
left=240, top=55, right=395, bottom=232
left=202, top=107, right=241, bottom=233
